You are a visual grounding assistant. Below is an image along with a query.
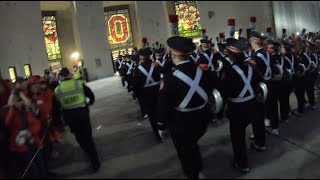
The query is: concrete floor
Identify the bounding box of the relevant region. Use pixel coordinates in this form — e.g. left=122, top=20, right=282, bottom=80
left=49, top=76, right=320, bottom=179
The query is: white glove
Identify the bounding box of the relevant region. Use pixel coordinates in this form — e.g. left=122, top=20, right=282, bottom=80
left=158, top=130, right=166, bottom=139
left=16, top=130, right=33, bottom=145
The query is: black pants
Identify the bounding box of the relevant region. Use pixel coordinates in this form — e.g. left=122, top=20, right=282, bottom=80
left=228, top=100, right=263, bottom=168
left=294, top=78, right=306, bottom=113
left=278, top=82, right=292, bottom=120
left=120, top=76, right=125, bottom=87
left=249, top=102, right=266, bottom=147
left=266, top=83, right=280, bottom=129
left=169, top=110, right=208, bottom=179
left=305, top=72, right=317, bottom=106
left=124, top=75, right=133, bottom=93
left=63, top=107, right=99, bottom=166
left=140, top=86, right=161, bottom=140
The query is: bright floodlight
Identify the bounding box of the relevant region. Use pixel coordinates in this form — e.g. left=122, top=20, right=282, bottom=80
left=71, top=52, right=80, bottom=59
left=261, top=33, right=264, bottom=36
left=296, top=32, right=300, bottom=35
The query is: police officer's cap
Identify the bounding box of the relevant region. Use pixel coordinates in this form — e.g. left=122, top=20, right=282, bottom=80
left=60, top=67, right=70, bottom=77
left=250, top=31, right=267, bottom=42
left=167, top=36, right=196, bottom=55
left=137, top=48, right=152, bottom=57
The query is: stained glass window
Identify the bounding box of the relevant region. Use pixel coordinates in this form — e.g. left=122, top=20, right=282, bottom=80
left=42, top=12, right=62, bottom=61
left=174, top=1, right=202, bottom=37
left=104, top=6, right=134, bottom=50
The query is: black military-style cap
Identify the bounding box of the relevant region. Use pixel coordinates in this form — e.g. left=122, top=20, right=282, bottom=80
left=217, top=42, right=226, bottom=51
left=167, top=36, right=196, bottom=55
left=281, top=41, right=293, bottom=49
left=238, top=37, right=250, bottom=50
left=267, top=39, right=281, bottom=47
left=200, top=38, right=211, bottom=44
left=250, top=31, right=267, bottom=42
left=226, top=38, right=237, bottom=46
left=227, top=39, right=246, bottom=53
left=307, top=41, right=318, bottom=49
left=137, top=48, right=152, bottom=57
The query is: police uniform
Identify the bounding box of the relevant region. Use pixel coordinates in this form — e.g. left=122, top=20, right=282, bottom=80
left=157, top=36, right=214, bottom=179
left=132, top=48, right=162, bottom=141
left=220, top=38, right=265, bottom=171
left=73, top=66, right=82, bottom=80
left=54, top=69, right=100, bottom=171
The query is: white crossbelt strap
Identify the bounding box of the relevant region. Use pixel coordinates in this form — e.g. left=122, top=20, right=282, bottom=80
left=243, top=51, right=249, bottom=58
left=229, top=65, right=255, bottom=103
left=225, top=57, right=233, bottom=65
left=202, top=52, right=214, bottom=71
left=219, top=52, right=225, bottom=58
left=126, top=62, right=134, bottom=74
left=117, top=60, right=123, bottom=69
left=280, top=56, right=284, bottom=67
left=173, top=67, right=209, bottom=112
left=138, top=64, right=159, bottom=87
left=304, top=52, right=312, bottom=70
left=156, top=59, right=166, bottom=67
left=257, top=52, right=272, bottom=80
left=313, top=53, right=318, bottom=66
left=285, top=55, right=295, bottom=72
left=150, top=54, right=155, bottom=61
left=190, top=52, right=200, bottom=63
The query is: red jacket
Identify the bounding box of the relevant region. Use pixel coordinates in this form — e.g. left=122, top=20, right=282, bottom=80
left=5, top=107, right=42, bottom=152
left=33, top=88, right=54, bottom=127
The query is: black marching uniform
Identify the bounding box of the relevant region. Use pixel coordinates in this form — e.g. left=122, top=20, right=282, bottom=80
left=116, top=55, right=127, bottom=87
left=221, top=38, right=265, bottom=170
left=123, top=56, right=135, bottom=93
left=133, top=48, right=162, bottom=141
left=305, top=43, right=318, bottom=108
left=157, top=36, right=213, bottom=179
left=249, top=31, right=270, bottom=147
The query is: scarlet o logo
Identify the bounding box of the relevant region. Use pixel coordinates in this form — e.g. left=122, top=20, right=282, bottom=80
left=108, top=14, right=130, bottom=43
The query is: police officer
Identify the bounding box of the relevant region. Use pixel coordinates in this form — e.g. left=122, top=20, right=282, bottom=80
left=72, top=65, right=82, bottom=80
left=132, top=47, right=162, bottom=141
left=54, top=68, right=100, bottom=171
left=248, top=31, right=268, bottom=151
left=220, top=38, right=265, bottom=172
left=157, top=36, right=214, bottom=179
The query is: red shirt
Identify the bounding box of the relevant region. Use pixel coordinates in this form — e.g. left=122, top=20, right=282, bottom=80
left=5, top=107, right=42, bottom=152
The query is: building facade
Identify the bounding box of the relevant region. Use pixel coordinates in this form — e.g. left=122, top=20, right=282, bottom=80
left=0, top=1, right=319, bottom=81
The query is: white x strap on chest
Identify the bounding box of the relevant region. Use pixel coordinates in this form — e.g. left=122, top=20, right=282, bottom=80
left=257, top=52, right=272, bottom=80
left=202, top=52, right=214, bottom=71
left=190, top=52, right=200, bottom=63
left=126, top=62, right=134, bottom=74
left=156, top=59, right=166, bottom=67
left=285, top=55, right=295, bottom=72
left=304, top=52, right=312, bottom=70
left=313, top=53, right=318, bottom=66
left=280, top=56, right=284, bottom=67
left=117, top=60, right=123, bottom=69
left=229, top=65, right=254, bottom=103
left=138, top=64, right=158, bottom=87
left=173, top=67, right=208, bottom=112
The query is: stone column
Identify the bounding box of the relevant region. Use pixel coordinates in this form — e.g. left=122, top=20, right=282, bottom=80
left=71, top=1, right=113, bottom=81
left=0, top=1, right=48, bottom=79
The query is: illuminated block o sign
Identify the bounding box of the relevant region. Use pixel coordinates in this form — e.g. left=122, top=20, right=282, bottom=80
left=108, top=14, right=130, bottom=43
left=24, top=64, right=32, bottom=78
left=9, top=66, right=17, bottom=83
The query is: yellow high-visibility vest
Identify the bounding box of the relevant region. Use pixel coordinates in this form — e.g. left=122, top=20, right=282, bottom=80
left=73, top=69, right=82, bottom=80
left=55, top=79, right=86, bottom=110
